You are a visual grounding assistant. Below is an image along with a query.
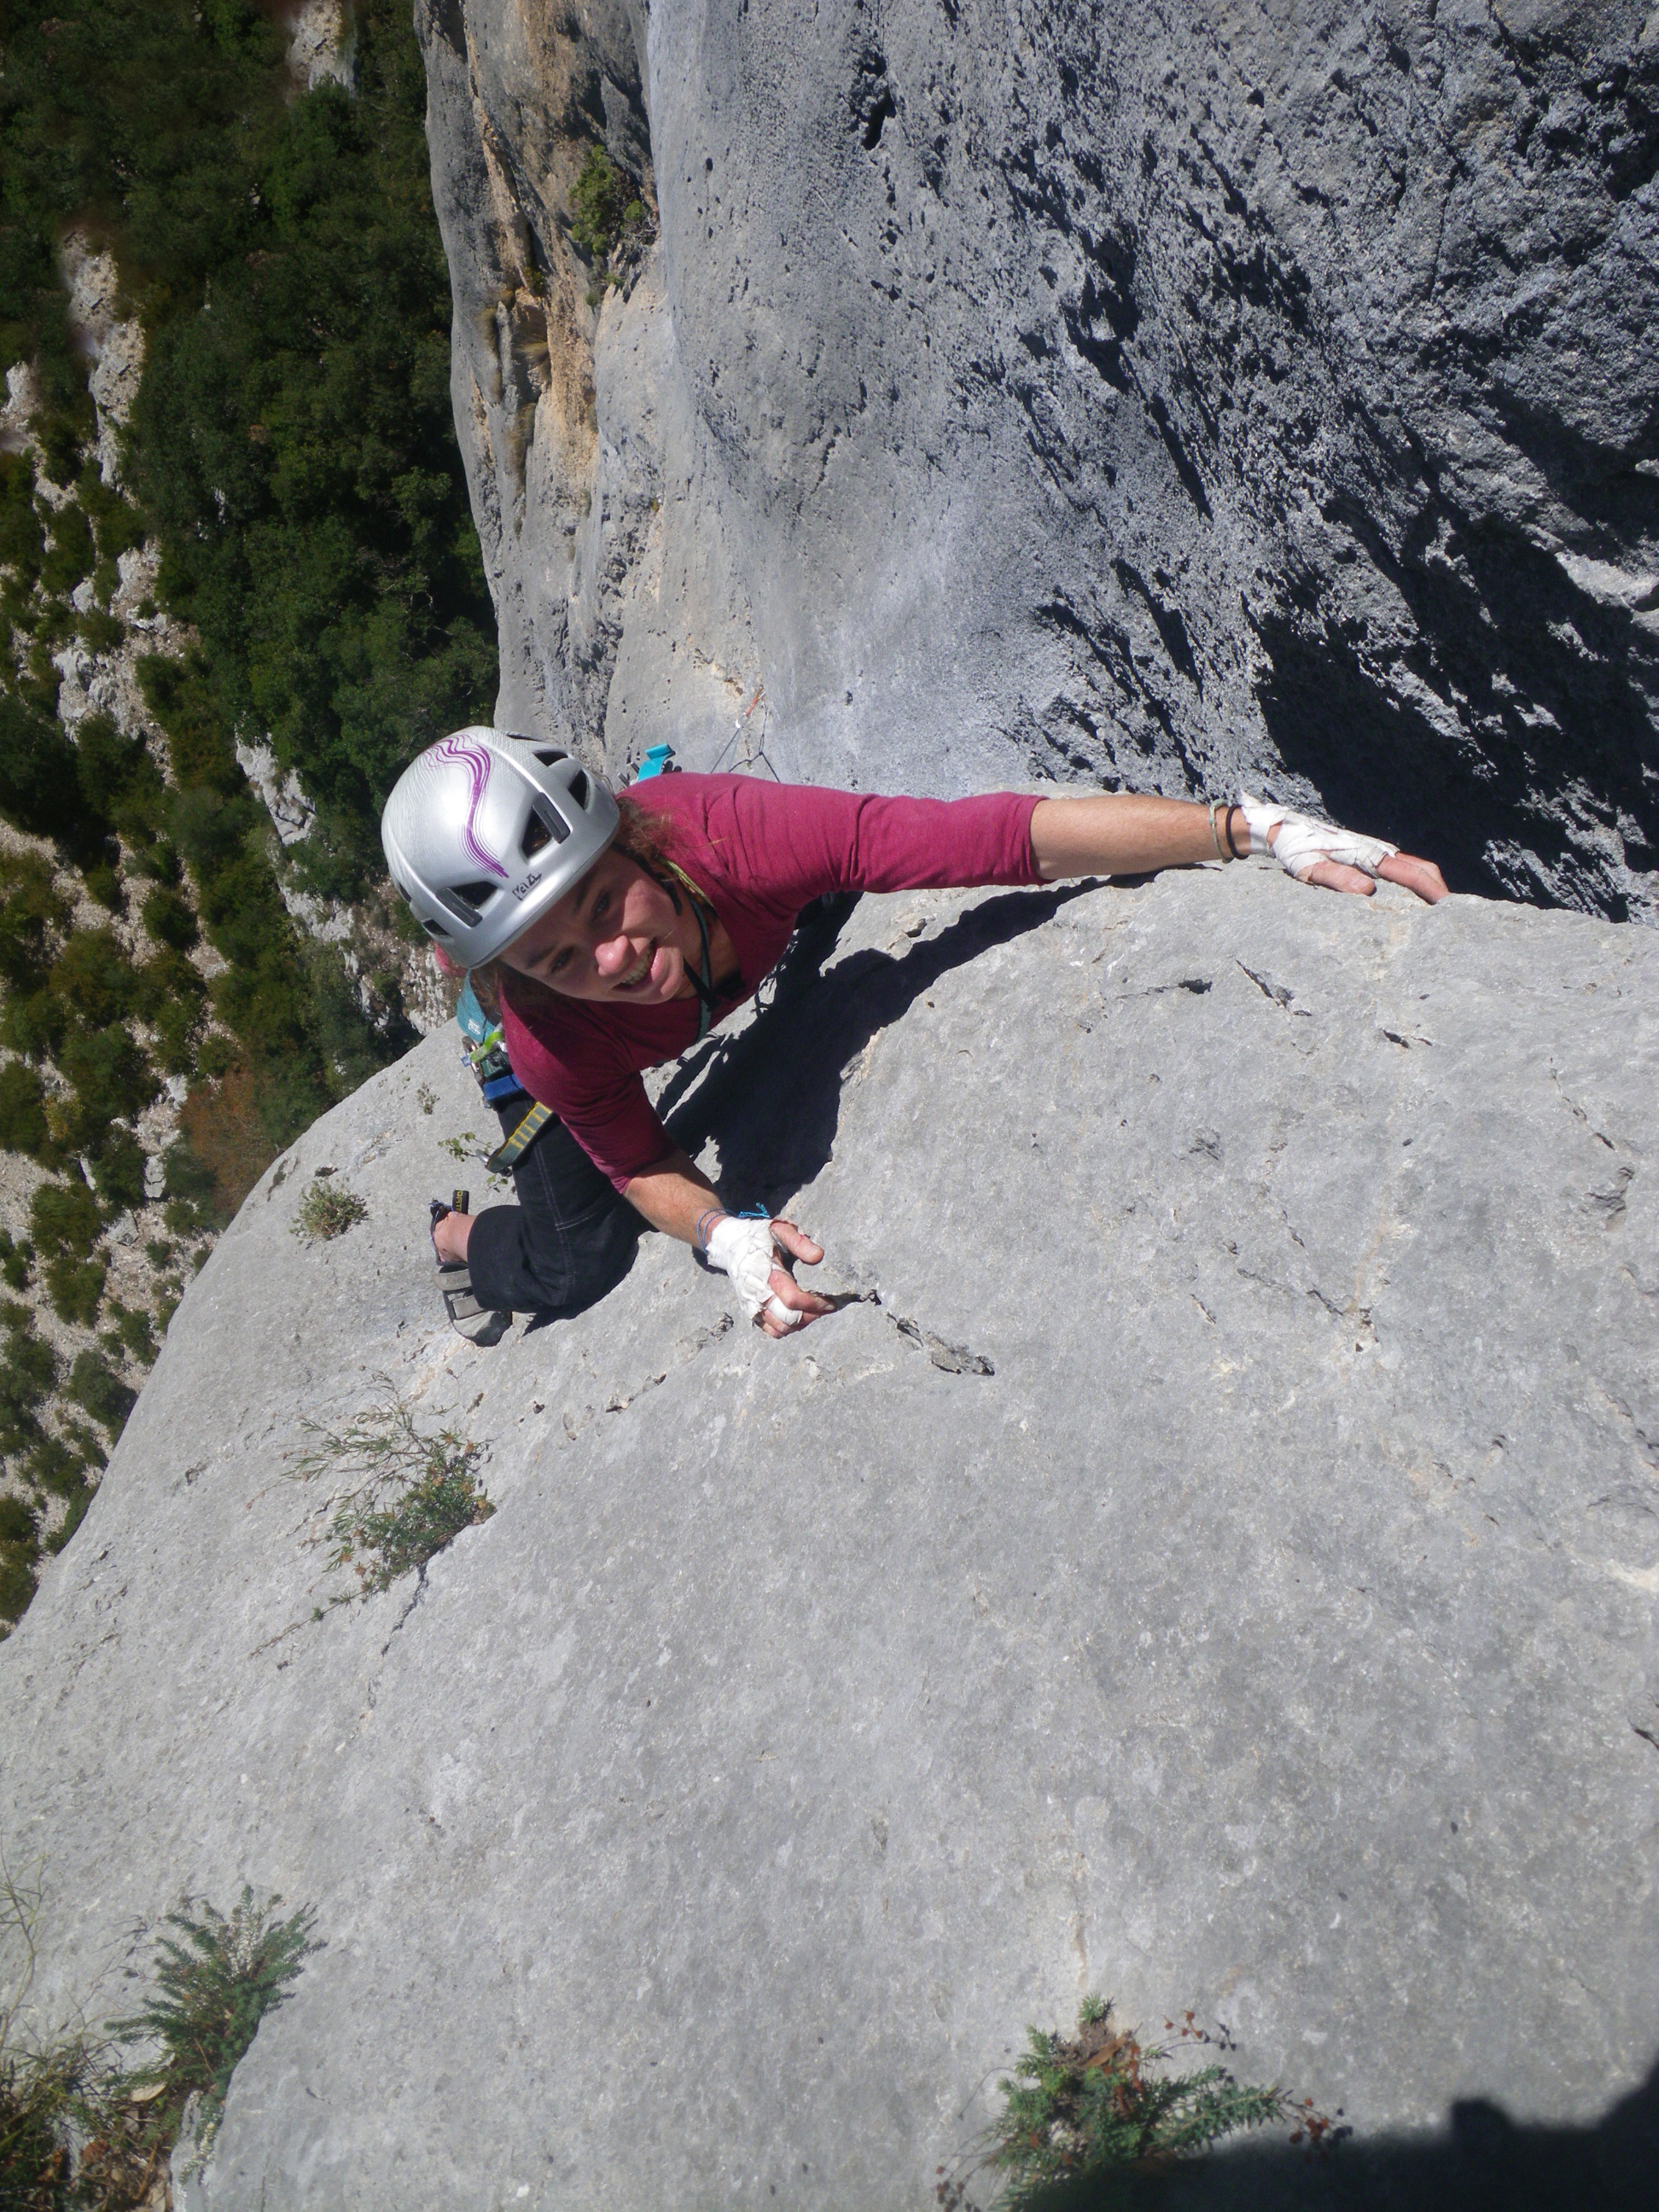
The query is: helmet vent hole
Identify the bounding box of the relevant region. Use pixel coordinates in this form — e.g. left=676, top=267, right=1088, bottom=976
left=521, top=805, right=568, bottom=859
left=533, top=748, right=567, bottom=766
left=457, top=882, right=499, bottom=909
left=567, top=769, right=590, bottom=808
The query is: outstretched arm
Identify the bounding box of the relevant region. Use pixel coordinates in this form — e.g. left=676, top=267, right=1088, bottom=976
left=1028, top=793, right=1448, bottom=904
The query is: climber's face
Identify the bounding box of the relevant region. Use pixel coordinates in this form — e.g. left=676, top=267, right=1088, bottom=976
left=498, top=849, right=693, bottom=1005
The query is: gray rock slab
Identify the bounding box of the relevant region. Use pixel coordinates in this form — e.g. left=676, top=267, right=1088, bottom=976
left=417, top=0, right=1658, bottom=917
left=2, top=866, right=1656, bottom=2205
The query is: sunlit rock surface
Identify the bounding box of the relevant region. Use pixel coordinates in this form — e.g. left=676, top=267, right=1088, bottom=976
left=2, top=867, right=1655, bottom=2205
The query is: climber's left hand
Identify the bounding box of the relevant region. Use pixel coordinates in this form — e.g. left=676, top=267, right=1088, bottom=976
left=1304, top=850, right=1448, bottom=903
left=1238, top=795, right=1448, bottom=905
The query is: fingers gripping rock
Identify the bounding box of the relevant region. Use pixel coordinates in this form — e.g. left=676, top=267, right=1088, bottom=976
left=1237, top=792, right=1398, bottom=882
left=704, top=1215, right=802, bottom=1330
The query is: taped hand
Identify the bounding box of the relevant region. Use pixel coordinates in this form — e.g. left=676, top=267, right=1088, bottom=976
left=704, top=1214, right=834, bottom=1336
left=1237, top=795, right=1447, bottom=904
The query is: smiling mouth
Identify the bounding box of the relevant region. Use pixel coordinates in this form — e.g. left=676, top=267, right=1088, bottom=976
left=616, top=945, right=655, bottom=990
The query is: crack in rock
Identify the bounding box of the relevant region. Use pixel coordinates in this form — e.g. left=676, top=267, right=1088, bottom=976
left=1237, top=961, right=1295, bottom=1007
left=381, top=1563, right=429, bottom=1655
left=890, top=1313, right=994, bottom=1375
left=1586, top=1165, right=1636, bottom=1221
left=1112, top=975, right=1213, bottom=1000
left=590, top=1313, right=736, bottom=1423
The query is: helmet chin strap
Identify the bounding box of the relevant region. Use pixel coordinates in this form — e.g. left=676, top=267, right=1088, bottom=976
left=641, top=862, right=718, bottom=1039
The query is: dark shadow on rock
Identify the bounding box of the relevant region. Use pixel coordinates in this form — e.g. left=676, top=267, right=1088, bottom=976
left=661, top=882, right=1102, bottom=1203
left=1015, top=2053, right=1657, bottom=2212
left=1256, top=495, right=1659, bottom=918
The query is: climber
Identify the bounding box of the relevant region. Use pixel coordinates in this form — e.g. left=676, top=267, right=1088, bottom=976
left=382, top=731, right=1447, bottom=1342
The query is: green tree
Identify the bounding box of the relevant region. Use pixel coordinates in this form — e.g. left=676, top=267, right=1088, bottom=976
left=0, top=1061, right=48, bottom=1156
left=0, top=1304, right=58, bottom=1460
left=124, top=1, right=496, bottom=821
left=0, top=691, right=80, bottom=842
left=49, top=929, right=138, bottom=1027
left=29, top=1179, right=102, bottom=1260
left=67, top=1348, right=134, bottom=1439
left=142, top=885, right=198, bottom=952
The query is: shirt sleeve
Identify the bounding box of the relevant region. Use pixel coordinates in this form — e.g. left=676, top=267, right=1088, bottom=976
left=716, top=780, right=1043, bottom=908
left=499, top=995, right=677, bottom=1190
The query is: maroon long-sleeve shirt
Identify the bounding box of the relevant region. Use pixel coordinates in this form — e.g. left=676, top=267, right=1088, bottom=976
left=499, top=773, right=1042, bottom=1189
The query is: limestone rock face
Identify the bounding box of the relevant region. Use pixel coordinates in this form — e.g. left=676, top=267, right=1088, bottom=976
left=417, top=1, right=1659, bottom=918
left=2, top=869, right=1655, bottom=2205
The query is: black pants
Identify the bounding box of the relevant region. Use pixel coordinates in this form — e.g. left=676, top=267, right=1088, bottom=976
left=466, top=1101, right=643, bottom=1318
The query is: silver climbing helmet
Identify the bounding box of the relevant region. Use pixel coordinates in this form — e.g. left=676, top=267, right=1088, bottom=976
left=380, top=728, right=620, bottom=964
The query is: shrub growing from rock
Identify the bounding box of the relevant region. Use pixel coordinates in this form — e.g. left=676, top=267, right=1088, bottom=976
left=570, top=143, right=637, bottom=260
left=0, top=1493, right=37, bottom=1546
left=0, top=1231, right=32, bottom=1290
left=29, top=1179, right=101, bottom=1260
left=958, top=2000, right=1342, bottom=2209
left=296, top=1389, right=494, bottom=1594
left=142, top=883, right=198, bottom=952
left=109, top=1886, right=320, bottom=2173
left=0, top=690, right=80, bottom=842
left=0, top=1058, right=48, bottom=1156
left=0, top=851, right=68, bottom=992
left=0, top=1302, right=58, bottom=1459
left=291, top=1178, right=368, bottom=1243
left=67, top=1348, right=135, bottom=1441
left=44, top=1254, right=105, bottom=1329
left=0, top=1541, right=36, bottom=1622
left=49, top=928, right=137, bottom=1028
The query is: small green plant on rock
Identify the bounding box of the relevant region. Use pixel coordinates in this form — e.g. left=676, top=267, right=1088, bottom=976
left=290, top=1178, right=368, bottom=1243
left=0, top=1866, right=93, bottom=2211
left=108, top=1886, right=318, bottom=2176
left=569, top=143, right=644, bottom=261
left=0, top=1860, right=174, bottom=2209
left=294, top=1388, right=493, bottom=1596
left=940, top=1999, right=1342, bottom=2210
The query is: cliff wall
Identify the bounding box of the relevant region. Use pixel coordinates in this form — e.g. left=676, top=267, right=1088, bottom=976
left=418, top=0, right=1659, bottom=917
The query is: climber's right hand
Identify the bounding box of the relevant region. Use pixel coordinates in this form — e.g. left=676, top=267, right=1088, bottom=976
left=703, top=1214, right=834, bottom=1336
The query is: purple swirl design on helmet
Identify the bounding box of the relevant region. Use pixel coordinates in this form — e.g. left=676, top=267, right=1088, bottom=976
left=434, top=735, right=508, bottom=879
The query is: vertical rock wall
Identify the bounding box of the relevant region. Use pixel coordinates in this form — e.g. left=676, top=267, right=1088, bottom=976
left=417, top=2, right=1659, bottom=918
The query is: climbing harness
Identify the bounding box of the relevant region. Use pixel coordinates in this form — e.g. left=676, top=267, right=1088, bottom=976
left=485, top=1101, right=554, bottom=1178
left=453, top=975, right=555, bottom=1177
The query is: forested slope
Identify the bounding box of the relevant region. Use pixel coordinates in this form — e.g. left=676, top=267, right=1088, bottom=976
left=0, top=0, right=494, bottom=1631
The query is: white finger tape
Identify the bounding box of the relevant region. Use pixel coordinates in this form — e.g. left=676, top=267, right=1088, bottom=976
left=704, top=1215, right=802, bottom=1328
left=1237, top=793, right=1397, bottom=881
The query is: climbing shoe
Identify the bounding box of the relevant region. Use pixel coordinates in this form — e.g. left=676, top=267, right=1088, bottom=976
left=429, top=1192, right=512, bottom=1348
